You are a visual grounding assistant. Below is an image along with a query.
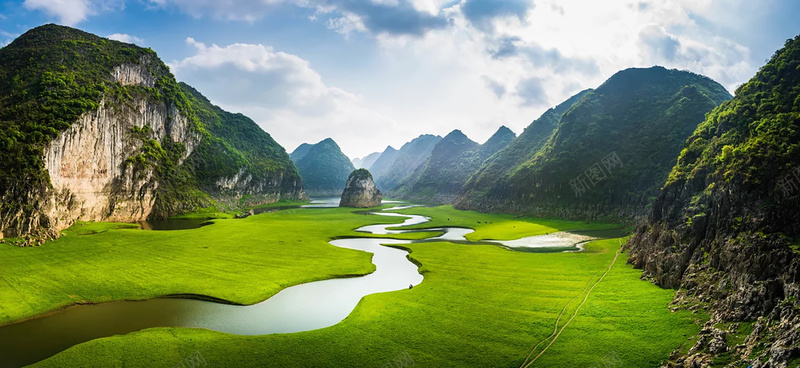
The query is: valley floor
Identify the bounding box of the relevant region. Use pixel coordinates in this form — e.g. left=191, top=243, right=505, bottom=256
left=0, top=205, right=704, bottom=367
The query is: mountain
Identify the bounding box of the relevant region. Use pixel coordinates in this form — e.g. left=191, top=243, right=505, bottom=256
left=460, top=89, right=592, bottom=203
left=290, top=143, right=313, bottom=162
left=352, top=151, right=381, bottom=170
left=625, top=35, right=800, bottom=366
left=291, top=138, right=355, bottom=196
left=374, top=134, right=441, bottom=192
left=368, top=146, right=399, bottom=181
left=0, top=24, right=303, bottom=241
left=392, top=127, right=516, bottom=203
left=455, top=66, right=732, bottom=219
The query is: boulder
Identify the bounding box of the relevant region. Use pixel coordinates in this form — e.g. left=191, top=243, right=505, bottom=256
left=340, top=169, right=382, bottom=208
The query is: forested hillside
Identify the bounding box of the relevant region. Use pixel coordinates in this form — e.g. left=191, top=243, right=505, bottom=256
left=291, top=138, right=355, bottom=196
left=456, top=67, right=731, bottom=220
left=626, top=35, right=800, bottom=367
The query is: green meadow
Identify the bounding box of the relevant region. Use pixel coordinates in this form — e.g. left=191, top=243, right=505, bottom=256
left=0, top=205, right=703, bottom=367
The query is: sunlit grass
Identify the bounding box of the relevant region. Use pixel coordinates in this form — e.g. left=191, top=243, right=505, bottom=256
left=9, top=206, right=702, bottom=367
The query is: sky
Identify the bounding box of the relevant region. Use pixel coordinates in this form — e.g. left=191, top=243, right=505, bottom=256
left=1, top=1, right=799, bottom=159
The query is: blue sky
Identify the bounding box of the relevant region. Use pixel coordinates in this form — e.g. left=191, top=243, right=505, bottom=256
left=2, top=0, right=799, bottom=159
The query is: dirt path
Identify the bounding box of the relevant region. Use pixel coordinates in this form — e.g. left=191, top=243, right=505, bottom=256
left=519, top=240, right=623, bottom=368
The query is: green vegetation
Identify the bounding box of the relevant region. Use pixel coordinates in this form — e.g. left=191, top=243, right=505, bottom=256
left=392, top=127, right=515, bottom=203
left=0, top=206, right=428, bottom=325
left=461, top=90, right=591, bottom=204
left=16, top=206, right=701, bottom=367
left=0, top=24, right=304, bottom=237
left=0, top=24, right=156, bottom=183
left=667, top=35, right=800, bottom=194
left=291, top=138, right=355, bottom=195
left=374, top=134, right=442, bottom=191
left=180, top=83, right=301, bottom=197
left=0, top=203, right=695, bottom=367
left=393, top=205, right=622, bottom=241
left=347, top=168, right=373, bottom=181
left=457, top=67, right=731, bottom=218
left=626, top=35, right=800, bottom=366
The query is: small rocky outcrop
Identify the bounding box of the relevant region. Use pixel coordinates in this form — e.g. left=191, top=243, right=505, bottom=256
left=339, top=169, right=382, bottom=208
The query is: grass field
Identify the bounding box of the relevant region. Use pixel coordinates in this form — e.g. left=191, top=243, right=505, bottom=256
left=0, top=205, right=702, bottom=367
left=0, top=206, right=433, bottom=325
left=392, top=205, right=625, bottom=241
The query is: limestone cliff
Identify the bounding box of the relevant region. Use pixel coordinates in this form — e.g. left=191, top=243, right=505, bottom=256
left=40, top=61, right=200, bottom=231
left=0, top=24, right=304, bottom=242
left=340, top=169, right=382, bottom=208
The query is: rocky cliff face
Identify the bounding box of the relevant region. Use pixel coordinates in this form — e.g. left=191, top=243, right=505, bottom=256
left=625, top=35, right=800, bottom=367
left=340, top=169, right=382, bottom=208
left=41, top=61, right=199, bottom=232
left=0, top=25, right=305, bottom=242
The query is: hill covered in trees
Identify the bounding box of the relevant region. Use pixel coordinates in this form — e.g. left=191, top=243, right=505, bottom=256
left=373, top=134, right=441, bottom=192
left=455, top=66, right=732, bottom=219
left=0, top=24, right=303, bottom=239
left=626, top=35, right=800, bottom=367
left=290, top=138, right=355, bottom=196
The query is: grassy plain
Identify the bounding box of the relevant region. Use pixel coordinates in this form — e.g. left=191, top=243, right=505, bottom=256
left=0, top=204, right=704, bottom=367
left=31, top=237, right=701, bottom=367
left=393, top=205, right=625, bottom=241
left=0, top=206, right=431, bottom=325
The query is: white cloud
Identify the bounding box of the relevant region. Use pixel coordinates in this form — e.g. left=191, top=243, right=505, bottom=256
left=23, top=0, right=123, bottom=26
left=307, top=0, right=756, bottom=156
left=326, top=12, right=367, bottom=36
left=169, top=38, right=399, bottom=158
left=150, top=0, right=758, bottom=157
left=107, top=33, right=144, bottom=45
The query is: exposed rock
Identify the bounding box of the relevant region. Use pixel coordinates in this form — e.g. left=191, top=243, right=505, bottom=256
left=340, top=169, right=382, bottom=208
left=0, top=26, right=305, bottom=241
left=41, top=61, right=199, bottom=232
left=626, top=35, right=800, bottom=367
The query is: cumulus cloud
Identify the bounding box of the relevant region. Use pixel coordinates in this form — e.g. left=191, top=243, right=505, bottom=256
left=23, top=0, right=122, bottom=25
left=169, top=38, right=398, bottom=158
left=107, top=33, right=144, bottom=45
left=483, top=76, right=506, bottom=99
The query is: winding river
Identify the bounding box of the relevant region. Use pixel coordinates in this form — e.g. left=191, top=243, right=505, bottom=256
left=0, top=203, right=619, bottom=367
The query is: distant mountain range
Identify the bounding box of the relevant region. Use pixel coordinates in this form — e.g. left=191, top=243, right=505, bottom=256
left=368, top=146, right=399, bottom=183
left=390, top=127, right=515, bottom=203
left=352, top=152, right=381, bottom=170
left=290, top=138, right=355, bottom=196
